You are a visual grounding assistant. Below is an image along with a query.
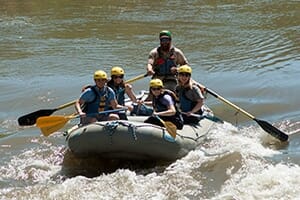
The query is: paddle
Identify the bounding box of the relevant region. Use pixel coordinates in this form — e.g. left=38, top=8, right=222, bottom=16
left=125, top=73, right=148, bottom=84
left=197, top=83, right=288, bottom=142
left=36, top=108, right=127, bottom=136
left=155, top=115, right=177, bottom=139
left=18, top=100, right=76, bottom=126
left=18, top=73, right=148, bottom=126
left=182, top=112, right=224, bottom=123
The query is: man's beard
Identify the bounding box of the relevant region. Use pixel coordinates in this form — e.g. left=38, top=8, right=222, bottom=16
left=161, top=43, right=171, bottom=51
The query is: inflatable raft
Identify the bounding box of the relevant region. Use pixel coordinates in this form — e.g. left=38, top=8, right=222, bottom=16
left=65, top=115, right=216, bottom=161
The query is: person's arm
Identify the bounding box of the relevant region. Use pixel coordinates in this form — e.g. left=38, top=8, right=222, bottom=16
left=110, top=99, right=123, bottom=109
left=108, top=88, right=127, bottom=110
left=190, top=99, right=203, bottom=114
left=186, top=86, right=204, bottom=115
left=76, top=88, right=97, bottom=115
left=153, top=95, right=176, bottom=116
left=170, top=48, right=189, bottom=74
left=147, top=49, right=156, bottom=75
left=147, top=64, right=155, bottom=75
left=176, top=48, right=189, bottom=66
left=75, top=99, right=85, bottom=116
left=141, top=100, right=152, bottom=106
left=125, top=84, right=137, bottom=103
left=154, top=104, right=176, bottom=116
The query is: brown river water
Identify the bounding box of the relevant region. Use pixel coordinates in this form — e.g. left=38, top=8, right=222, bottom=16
left=0, top=1, right=300, bottom=199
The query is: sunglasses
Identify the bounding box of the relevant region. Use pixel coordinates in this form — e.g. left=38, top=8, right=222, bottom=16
left=178, top=72, right=190, bottom=77
left=160, top=38, right=171, bottom=43
left=151, top=87, right=162, bottom=91
left=95, top=79, right=107, bottom=82
left=112, top=75, right=124, bottom=79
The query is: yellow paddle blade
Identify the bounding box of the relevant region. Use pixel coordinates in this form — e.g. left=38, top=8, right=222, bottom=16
left=164, top=121, right=177, bottom=139
left=40, top=120, right=68, bottom=136
left=155, top=115, right=177, bottom=139
left=36, top=115, right=74, bottom=136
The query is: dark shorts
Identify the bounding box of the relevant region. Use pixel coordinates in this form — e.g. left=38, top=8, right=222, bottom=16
left=182, top=115, right=200, bottom=125
left=118, top=112, right=128, bottom=120
left=144, top=115, right=183, bottom=130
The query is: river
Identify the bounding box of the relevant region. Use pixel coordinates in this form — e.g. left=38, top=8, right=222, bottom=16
left=1, top=0, right=300, bottom=199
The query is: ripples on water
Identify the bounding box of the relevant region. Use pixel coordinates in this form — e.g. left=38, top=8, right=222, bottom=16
left=1, top=0, right=300, bottom=199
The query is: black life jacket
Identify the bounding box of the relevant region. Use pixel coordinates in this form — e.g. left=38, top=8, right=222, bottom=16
left=107, top=80, right=126, bottom=106
left=153, top=89, right=180, bottom=113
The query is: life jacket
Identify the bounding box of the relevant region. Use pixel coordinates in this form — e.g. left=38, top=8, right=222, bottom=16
left=107, top=80, right=125, bottom=106
left=81, top=85, right=110, bottom=114
left=153, top=47, right=176, bottom=76
left=192, top=81, right=206, bottom=96
left=176, top=84, right=203, bottom=114
left=153, top=89, right=179, bottom=113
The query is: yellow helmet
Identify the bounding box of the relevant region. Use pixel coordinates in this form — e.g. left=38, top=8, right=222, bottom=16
left=111, top=66, right=125, bottom=76
left=149, top=79, right=164, bottom=88
left=94, top=70, right=107, bottom=80
left=178, top=65, right=192, bottom=74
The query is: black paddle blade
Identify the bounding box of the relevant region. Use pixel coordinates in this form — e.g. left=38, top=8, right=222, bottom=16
left=254, top=118, right=288, bottom=142
left=18, top=109, right=56, bottom=126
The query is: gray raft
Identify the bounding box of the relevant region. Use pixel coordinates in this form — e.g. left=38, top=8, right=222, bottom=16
left=65, top=116, right=215, bottom=161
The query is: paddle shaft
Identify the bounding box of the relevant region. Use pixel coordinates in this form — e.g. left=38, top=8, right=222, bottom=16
left=125, top=73, right=148, bottom=84
left=56, top=100, right=77, bottom=110
left=75, top=108, right=127, bottom=119
left=198, top=83, right=288, bottom=141
left=208, top=90, right=255, bottom=119
left=182, top=112, right=224, bottom=123
left=155, top=115, right=166, bottom=126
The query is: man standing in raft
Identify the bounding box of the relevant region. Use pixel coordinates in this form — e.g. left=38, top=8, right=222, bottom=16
left=146, top=30, right=189, bottom=91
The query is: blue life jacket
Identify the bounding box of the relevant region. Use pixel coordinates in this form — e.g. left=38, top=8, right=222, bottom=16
left=179, top=90, right=194, bottom=112
left=82, top=85, right=112, bottom=114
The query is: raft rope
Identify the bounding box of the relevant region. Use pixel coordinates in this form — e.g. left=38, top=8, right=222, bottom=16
left=118, top=121, right=138, bottom=141
left=128, top=123, right=138, bottom=140
left=104, top=121, right=119, bottom=133
left=104, top=121, right=119, bottom=144
left=104, top=121, right=138, bottom=142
